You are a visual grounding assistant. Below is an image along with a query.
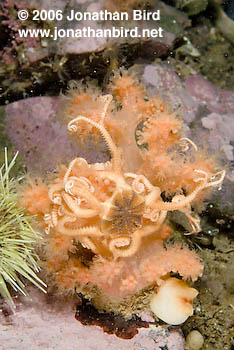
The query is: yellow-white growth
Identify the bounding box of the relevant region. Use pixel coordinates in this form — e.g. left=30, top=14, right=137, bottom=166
left=150, top=277, right=198, bottom=325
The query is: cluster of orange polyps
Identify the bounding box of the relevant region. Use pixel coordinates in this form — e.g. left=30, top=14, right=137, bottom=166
left=21, top=72, right=225, bottom=299
left=41, top=95, right=224, bottom=262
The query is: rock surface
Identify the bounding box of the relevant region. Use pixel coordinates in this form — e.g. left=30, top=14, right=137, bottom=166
left=4, top=96, right=109, bottom=174
left=0, top=287, right=185, bottom=350
left=33, top=0, right=190, bottom=56
left=141, top=62, right=234, bottom=183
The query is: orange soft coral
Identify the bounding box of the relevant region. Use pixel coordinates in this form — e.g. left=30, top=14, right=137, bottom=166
left=139, top=112, right=183, bottom=153
left=22, top=183, right=51, bottom=215
left=20, top=71, right=225, bottom=303
left=110, top=70, right=146, bottom=104
left=138, top=241, right=203, bottom=285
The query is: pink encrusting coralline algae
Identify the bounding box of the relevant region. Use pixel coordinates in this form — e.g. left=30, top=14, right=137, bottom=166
left=0, top=0, right=49, bottom=66
left=20, top=70, right=225, bottom=314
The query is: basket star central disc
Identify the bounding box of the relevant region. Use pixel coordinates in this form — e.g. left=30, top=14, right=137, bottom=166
left=101, top=188, right=145, bottom=236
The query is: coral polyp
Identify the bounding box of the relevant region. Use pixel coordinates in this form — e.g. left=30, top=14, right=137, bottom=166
left=21, top=72, right=225, bottom=309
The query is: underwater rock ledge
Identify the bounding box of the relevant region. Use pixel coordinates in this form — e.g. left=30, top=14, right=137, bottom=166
left=0, top=287, right=185, bottom=350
